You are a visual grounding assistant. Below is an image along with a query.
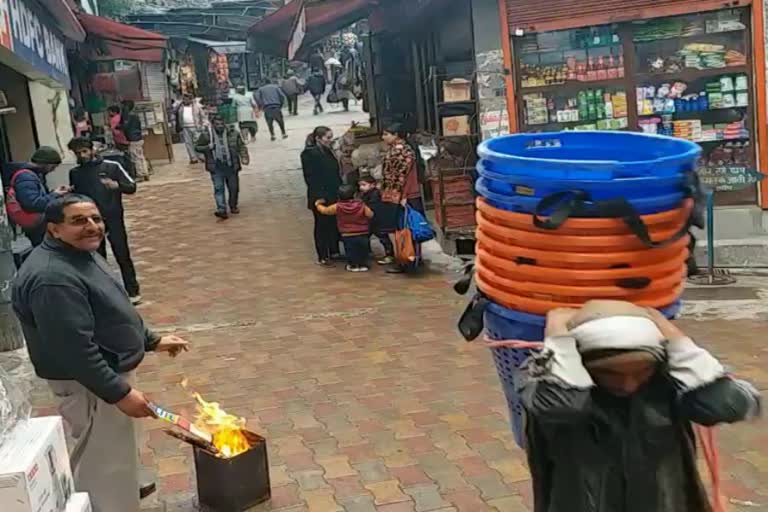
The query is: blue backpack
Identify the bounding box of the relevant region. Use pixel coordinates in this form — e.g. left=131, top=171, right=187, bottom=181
left=405, top=205, right=435, bottom=243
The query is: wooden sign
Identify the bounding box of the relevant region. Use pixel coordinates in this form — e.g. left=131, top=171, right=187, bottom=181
left=697, top=165, right=765, bottom=192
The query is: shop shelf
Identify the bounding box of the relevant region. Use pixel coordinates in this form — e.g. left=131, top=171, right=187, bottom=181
left=520, top=77, right=626, bottom=94
left=520, top=42, right=622, bottom=55
left=632, top=28, right=747, bottom=45
left=636, top=65, right=748, bottom=83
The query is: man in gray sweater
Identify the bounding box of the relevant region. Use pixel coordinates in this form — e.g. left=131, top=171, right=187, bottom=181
left=255, top=78, right=289, bottom=141
left=12, top=194, right=189, bottom=512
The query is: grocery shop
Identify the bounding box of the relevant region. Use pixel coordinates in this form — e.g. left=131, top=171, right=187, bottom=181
left=498, top=0, right=768, bottom=207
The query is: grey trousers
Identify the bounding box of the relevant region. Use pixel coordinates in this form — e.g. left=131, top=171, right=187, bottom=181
left=48, top=373, right=140, bottom=512
left=182, top=127, right=201, bottom=160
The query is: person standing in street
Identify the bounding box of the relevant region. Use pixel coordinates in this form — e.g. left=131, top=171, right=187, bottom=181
left=280, top=71, right=302, bottom=116
left=119, top=100, right=150, bottom=181
left=232, top=85, right=259, bottom=143
left=301, top=126, right=342, bottom=265
left=12, top=193, right=189, bottom=512
left=255, top=79, right=289, bottom=141
left=175, top=94, right=208, bottom=164
left=3, top=147, right=70, bottom=246
left=309, top=47, right=325, bottom=74
left=306, top=69, right=327, bottom=115
left=67, top=137, right=142, bottom=304
left=195, top=115, right=249, bottom=220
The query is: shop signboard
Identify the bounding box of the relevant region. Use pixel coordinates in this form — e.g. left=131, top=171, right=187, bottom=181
left=698, top=165, right=765, bottom=192
left=4, top=0, right=69, bottom=86
left=1, top=0, right=12, bottom=50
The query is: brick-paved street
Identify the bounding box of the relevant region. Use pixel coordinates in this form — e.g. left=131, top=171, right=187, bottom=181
left=4, top=97, right=768, bottom=511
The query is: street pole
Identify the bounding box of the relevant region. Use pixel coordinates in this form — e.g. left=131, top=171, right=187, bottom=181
left=0, top=193, right=23, bottom=352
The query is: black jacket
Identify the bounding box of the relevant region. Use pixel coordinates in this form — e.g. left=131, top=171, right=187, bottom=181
left=306, top=74, right=327, bottom=96
left=120, top=112, right=143, bottom=142
left=520, top=369, right=756, bottom=512
left=301, top=145, right=342, bottom=210
left=69, top=157, right=136, bottom=218
left=12, top=237, right=160, bottom=403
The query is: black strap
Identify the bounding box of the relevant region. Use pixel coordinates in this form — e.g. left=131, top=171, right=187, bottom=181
left=532, top=190, right=591, bottom=229
left=458, top=293, right=489, bottom=341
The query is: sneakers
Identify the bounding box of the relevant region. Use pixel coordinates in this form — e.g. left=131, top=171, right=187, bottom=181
left=317, top=259, right=333, bottom=266
left=130, top=294, right=143, bottom=305
left=377, top=256, right=395, bottom=265
left=346, top=265, right=370, bottom=273
left=214, top=211, right=228, bottom=220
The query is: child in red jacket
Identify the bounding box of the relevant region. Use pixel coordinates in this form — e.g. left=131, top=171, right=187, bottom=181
left=316, top=184, right=374, bottom=272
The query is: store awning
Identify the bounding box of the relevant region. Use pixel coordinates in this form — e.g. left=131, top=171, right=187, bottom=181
left=247, top=0, right=371, bottom=59
left=77, top=13, right=168, bottom=62
left=187, top=37, right=248, bottom=55
left=40, top=0, right=86, bottom=41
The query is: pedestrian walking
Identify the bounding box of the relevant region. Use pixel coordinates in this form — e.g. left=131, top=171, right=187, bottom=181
left=2, top=147, right=69, bottom=246
left=329, top=63, right=353, bottom=112
left=309, top=47, right=325, bottom=74
left=195, top=115, right=249, bottom=220
left=301, top=126, right=342, bottom=265
left=306, top=69, right=326, bottom=115
left=67, top=136, right=142, bottom=304
left=255, top=79, right=289, bottom=141
left=232, top=85, right=259, bottom=143
left=315, top=184, right=374, bottom=273
left=175, top=94, right=207, bottom=164
left=280, top=72, right=302, bottom=116
left=521, top=302, right=761, bottom=512
left=12, top=193, right=189, bottom=512
left=120, top=100, right=150, bottom=181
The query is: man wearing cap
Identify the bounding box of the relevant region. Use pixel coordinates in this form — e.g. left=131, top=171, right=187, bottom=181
left=2, top=147, right=70, bottom=245
left=519, top=300, right=761, bottom=512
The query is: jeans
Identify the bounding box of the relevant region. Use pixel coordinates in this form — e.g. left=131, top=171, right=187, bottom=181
left=210, top=167, right=240, bottom=213
left=312, top=94, right=324, bottom=114
left=263, top=106, right=286, bottom=137
left=98, top=214, right=140, bottom=296
left=181, top=127, right=200, bottom=160
left=286, top=94, right=299, bottom=115
left=343, top=235, right=369, bottom=267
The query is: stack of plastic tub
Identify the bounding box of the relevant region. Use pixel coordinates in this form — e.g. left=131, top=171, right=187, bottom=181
left=474, top=131, right=700, bottom=446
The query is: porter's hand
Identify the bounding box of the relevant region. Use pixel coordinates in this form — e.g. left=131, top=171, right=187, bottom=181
left=544, top=308, right=578, bottom=338
left=116, top=388, right=155, bottom=418
left=155, top=335, right=190, bottom=357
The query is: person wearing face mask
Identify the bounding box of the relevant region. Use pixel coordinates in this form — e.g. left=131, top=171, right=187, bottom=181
left=194, top=115, right=249, bottom=220
left=67, top=137, right=142, bottom=304
left=301, top=126, right=342, bottom=265
left=11, top=194, right=189, bottom=512
left=519, top=300, right=762, bottom=512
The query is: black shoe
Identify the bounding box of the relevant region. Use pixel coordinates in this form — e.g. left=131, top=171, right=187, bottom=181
left=214, top=211, right=229, bottom=220
left=386, top=266, right=405, bottom=274
left=282, top=134, right=289, bottom=139
left=140, top=483, right=157, bottom=500
left=230, top=207, right=240, bottom=215
left=270, top=135, right=276, bottom=141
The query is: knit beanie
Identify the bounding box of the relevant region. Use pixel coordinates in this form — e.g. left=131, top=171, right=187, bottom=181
left=31, top=146, right=63, bottom=165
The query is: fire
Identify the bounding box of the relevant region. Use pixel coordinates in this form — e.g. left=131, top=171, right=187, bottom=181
left=193, top=392, right=250, bottom=458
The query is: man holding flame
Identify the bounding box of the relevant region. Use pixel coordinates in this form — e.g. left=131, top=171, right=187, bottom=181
left=12, top=194, right=190, bottom=512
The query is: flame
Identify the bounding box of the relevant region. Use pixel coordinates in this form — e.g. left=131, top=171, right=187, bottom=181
left=193, top=392, right=250, bottom=458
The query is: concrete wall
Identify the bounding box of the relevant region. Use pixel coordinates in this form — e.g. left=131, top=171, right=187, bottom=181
left=27, top=81, right=75, bottom=188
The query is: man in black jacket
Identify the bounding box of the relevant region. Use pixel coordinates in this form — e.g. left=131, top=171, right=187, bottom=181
left=120, top=100, right=150, bottom=181
left=12, top=194, right=189, bottom=512
left=68, top=136, right=142, bottom=303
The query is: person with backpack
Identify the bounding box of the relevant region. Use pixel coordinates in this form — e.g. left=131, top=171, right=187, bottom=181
left=3, top=147, right=70, bottom=246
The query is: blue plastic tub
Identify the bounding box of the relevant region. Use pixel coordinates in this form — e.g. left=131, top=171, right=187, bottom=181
left=484, top=300, right=682, bottom=447
left=476, top=178, right=685, bottom=216
left=477, top=160, right=688, bottom=200
left=478, top=131, right=701, bottom=180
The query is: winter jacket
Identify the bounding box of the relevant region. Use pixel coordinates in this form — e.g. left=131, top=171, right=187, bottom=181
left=301, top=145, right=342, bottom=210
left=3, top=163, right=53, bottom=213
left=316, top=199, right=373, bottom=236
left=194, top=127, right=249, bottom=174
left=120, top=112, right=143, bottom=142
left=306, top=74, right=327, bottom=96
left=69, top=157, right=136, bottom=218
left=12, top=236, right=160, bottom=404
left=280, top=76, right=302, bottom=96
left=255, top=84, right=287, bottom=109
left=519, top=364, right=758, bottom=512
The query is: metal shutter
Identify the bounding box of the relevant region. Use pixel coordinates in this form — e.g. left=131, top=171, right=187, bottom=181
left=142, top=62, right=168, bottom=103
left=506, top=0, right=750, bottom=33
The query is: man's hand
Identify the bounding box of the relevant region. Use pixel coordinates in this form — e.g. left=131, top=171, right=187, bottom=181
left=53, top=185, right=72, bottom=195
left=155, top=335, right=190, bottom=357
left=315, top=199, right=326, bottom=205
left=100, top=178, right=120, bottom=190
left=646, top=308, right=686, bottom=340
left=116, top=388, right=155, bottom=418
left=545, top=308, right=579, bottom=338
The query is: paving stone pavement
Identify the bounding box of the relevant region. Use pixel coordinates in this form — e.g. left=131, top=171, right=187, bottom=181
left=13, top=97, right=768, bottom=511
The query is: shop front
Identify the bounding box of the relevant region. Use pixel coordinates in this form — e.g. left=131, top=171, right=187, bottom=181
left=0, top=0, right=83, bottom=186
left=500, top=0, right=768, bottom=208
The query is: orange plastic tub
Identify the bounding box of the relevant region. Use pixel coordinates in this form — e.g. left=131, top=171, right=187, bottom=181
left=477, top=211, right=687, bottom=252
left=476, top=228, right=690, bottom=270
left=475, top=271, right=684, bottom=315
left=476, top=246, right=689, bottom=286
left=475, top=258, right=685, bottom=303
left=476, top=197, right=693, bottom=236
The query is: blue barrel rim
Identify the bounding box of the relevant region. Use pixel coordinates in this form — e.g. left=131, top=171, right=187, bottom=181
left=478, top=131, right=702, bottom=173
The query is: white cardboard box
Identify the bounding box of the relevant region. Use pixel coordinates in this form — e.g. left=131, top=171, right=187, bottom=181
left=65, top=493, right=91, bottom=512
left=0, top=417, right=75, bottom=512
